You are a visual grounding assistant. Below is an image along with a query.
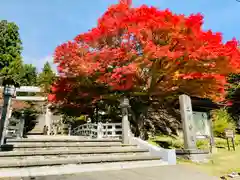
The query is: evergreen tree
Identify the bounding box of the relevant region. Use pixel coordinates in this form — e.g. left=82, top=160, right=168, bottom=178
left=37, top=62, right=56, bottom=94
left=19, top=64, right=38, bottom=86
left=0, top=20, right=23, bottom=85
left=227, top=73, right=240, bottom=128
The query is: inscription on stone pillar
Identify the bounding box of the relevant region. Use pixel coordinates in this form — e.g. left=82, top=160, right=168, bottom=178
left=179, top=94, right=197, bottom=150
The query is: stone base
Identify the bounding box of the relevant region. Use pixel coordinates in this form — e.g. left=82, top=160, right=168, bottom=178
left=211, top=147, right=218, bottom=154
left=176, top=149, right=210, bottom=163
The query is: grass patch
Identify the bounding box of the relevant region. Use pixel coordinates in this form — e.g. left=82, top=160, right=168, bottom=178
left=180, top=147, right=240, bottom=176
left=149, top=134, right=240, bottom=176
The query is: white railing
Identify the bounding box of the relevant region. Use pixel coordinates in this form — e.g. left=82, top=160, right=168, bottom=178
left=71, top=122, right=122, bottom=139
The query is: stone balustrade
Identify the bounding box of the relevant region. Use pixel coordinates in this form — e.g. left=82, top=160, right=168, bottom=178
left=6, top=125, right=18, bottom=137
left=71, top=122, right=122, bottom=139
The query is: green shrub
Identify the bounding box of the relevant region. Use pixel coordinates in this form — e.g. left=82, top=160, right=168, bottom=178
left=212, top=108, right=236, bottom=138
left=214, top=135, right=240, bottom=149
left=148, top=135, right=184, bottom=149
left=149, top=135, right=210, bottom=150
left=214, top=137, right=229, bottom=148
left=196, top=139, right=209, bottom=149
left=170, top=139, right=184, bottom=149
left=149, top=134, right=240, bottom=150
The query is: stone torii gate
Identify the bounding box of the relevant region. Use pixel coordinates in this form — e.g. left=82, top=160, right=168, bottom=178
left=0, top=86, right=51, bottom=146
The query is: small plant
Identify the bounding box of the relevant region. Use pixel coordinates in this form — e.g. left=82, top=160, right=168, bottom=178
left=196, top=139, right=209, bottom=150
left=212, top=108, right=236, bottom=138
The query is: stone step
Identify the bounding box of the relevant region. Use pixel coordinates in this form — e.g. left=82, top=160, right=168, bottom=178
left=28, top=127, right=43, bottom=130
left=27, top=129, right=43, bottom=133
left=2, top=144, right=137, bottom=151
left=0, top=147, right=148, bottom=157
left=0, top=152, right=151, bottom=162
left=27, top=131, right=43, bottom=135
left=0, top=153, right=160, bottom=168
left=5, top=141, right=124, bottom=147
left=22, top=135, right=93, bottom=139
left=21, top=135, right=94, bottom=140
left=7, top=138, right=121, bottom=143
left=0, top=160, right=167, bottom=178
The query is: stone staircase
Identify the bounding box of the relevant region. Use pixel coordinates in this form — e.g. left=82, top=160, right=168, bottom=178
left=0, top=135, right=165, bottom=177
left=27, top=115, right=45, bottom=135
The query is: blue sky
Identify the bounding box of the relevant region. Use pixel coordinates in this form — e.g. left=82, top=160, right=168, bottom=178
left=1, top=0, right=240, bottom=71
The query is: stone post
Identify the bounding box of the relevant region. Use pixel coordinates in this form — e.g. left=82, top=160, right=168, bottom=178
left=0, top=85, right=16, bottom=147
left=179, top=94, right=196, bottom=150
left=8, top=107, right=13, bottom=119
left=120, top=97, right=131, bottom=144
left=97, top=122, right=103, bottom=139
left=68, top=125, right=72, bottom=136
left=45, top=104, right=52, bottom=135
left=209, top=114, right=215, bottom=153
left=112, top=124, right=116, bottom=137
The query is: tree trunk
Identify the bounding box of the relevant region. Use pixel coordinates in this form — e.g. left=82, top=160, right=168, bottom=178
left=129, top=107, right=149, bottom=140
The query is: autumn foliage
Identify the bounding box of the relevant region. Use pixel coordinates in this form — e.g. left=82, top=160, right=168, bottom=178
left=49, top=0, right=240, bottom=107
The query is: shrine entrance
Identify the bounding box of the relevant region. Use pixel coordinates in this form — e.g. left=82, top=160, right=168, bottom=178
left=0, top=86, right=51, bottom=145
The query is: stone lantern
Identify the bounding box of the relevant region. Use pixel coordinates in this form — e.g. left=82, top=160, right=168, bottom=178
left=0, top=85, right=16, bottom=146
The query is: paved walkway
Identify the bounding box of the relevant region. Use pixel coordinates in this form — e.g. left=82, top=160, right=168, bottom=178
left=5, top=165, right=219, bottom=180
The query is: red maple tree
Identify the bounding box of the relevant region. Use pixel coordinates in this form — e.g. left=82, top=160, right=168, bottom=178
left=50, top=0, right=240, bottom=108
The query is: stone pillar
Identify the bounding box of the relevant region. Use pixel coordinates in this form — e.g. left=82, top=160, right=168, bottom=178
left=120, top=97, right=131, bottom=144
left=8, top=107, right=13, bottom=119
left=97, top=122, right=103, bottom=139
left=209, top=113, right=215, bottom=152
left=0, top=85, right=16, bottom=147
left=179, top=94, right=196, bottom=150
left=45, top=104, right=52, bottom=135
left=68, top=125, right=72, bottom=136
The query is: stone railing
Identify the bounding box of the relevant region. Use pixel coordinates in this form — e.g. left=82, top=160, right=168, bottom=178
left=6, top=125, right=19, bottom=137
left=71, top=122, right=122, bottom=139
left=5, top=117, right=21, bottom=138
left=129, top=136, right=176, bottom=165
